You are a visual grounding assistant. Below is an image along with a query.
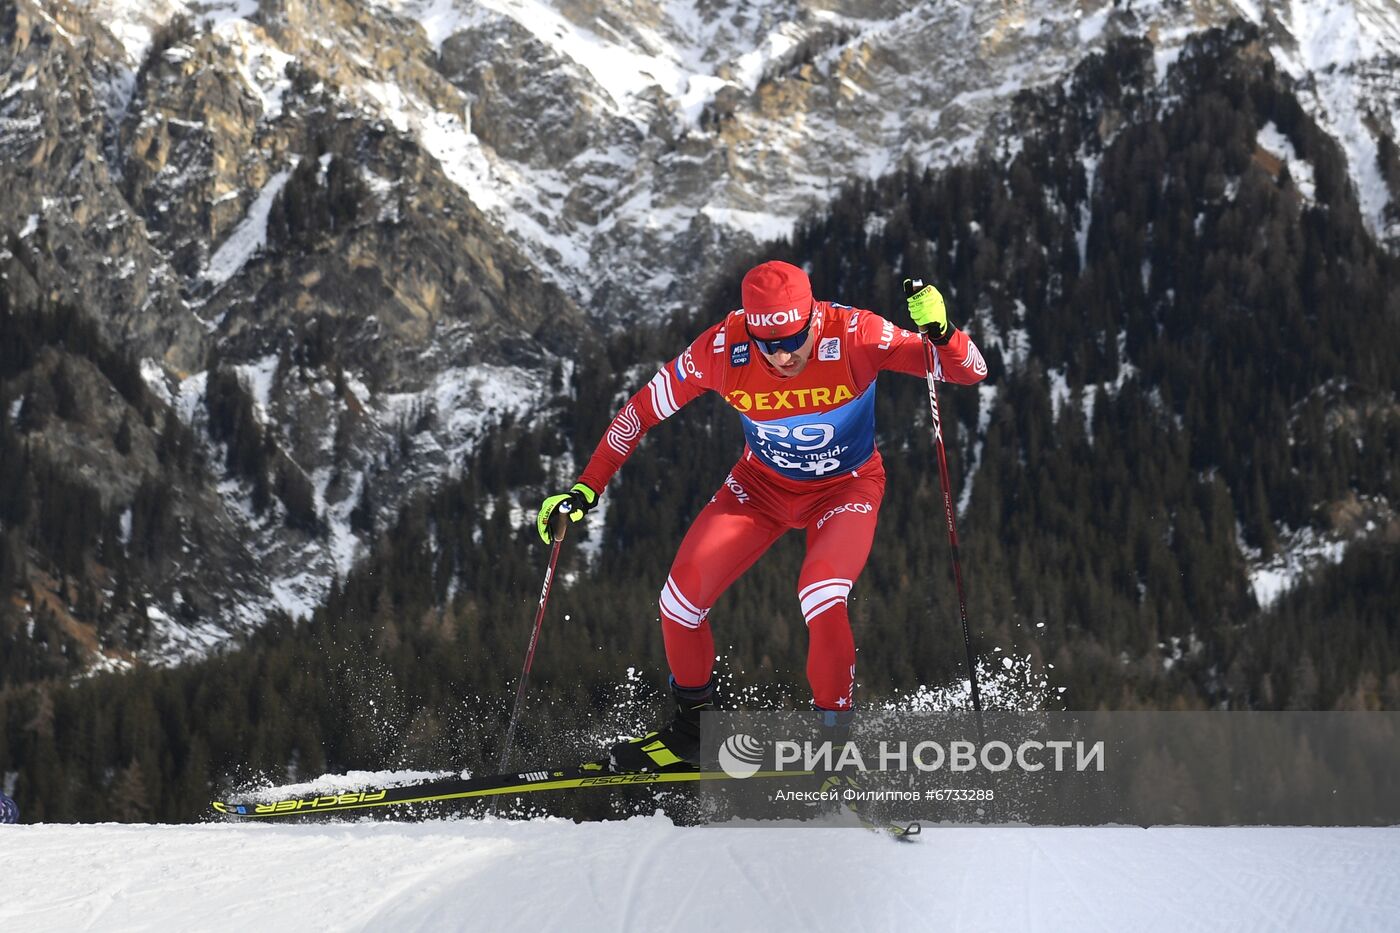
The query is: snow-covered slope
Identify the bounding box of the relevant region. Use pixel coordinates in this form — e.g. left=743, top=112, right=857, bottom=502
left=1267, top=0, right=1400, bottom=244
left=5, top=818, right=1399, bottom=931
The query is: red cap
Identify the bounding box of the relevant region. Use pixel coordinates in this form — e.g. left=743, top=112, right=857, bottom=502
left=742, top=261, right=813, bottom=338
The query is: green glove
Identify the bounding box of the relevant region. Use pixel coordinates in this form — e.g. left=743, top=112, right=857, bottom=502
left=903, top=278, right=952, bottom=344
left=536, top=482, right=598, bottom=544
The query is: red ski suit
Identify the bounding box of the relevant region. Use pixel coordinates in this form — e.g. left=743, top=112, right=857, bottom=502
left=578, top=301, right=987, bottom=710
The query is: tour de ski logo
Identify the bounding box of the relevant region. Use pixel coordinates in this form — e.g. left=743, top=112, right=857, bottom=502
left=718, top=733, right=766, bottom=779
left=818, top=337, right=841, bottom=361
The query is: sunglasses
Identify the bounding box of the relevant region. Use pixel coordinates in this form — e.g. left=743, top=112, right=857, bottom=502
left=749, top=312, right=813, bottom=355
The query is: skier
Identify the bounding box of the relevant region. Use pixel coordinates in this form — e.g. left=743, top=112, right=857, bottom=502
left=536, top=260, right=987, bottom=770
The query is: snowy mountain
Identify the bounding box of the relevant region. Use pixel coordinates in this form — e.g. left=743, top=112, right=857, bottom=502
left=65, top=0, right=1400, bottom=319
left=2, top=0, right=1398, bottom=671
left=6, top=818, right=1400, bottom=931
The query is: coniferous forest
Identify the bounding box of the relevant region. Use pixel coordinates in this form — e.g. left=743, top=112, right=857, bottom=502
left=1, top=25, right=1397, bottom=820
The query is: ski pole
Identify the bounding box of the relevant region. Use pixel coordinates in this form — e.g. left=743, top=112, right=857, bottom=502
left=496, top=501, right=572, bottom=776
left=906, top=278, right=984, bottom=718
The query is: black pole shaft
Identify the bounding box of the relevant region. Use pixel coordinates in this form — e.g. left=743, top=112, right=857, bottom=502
left=922, top=338, right=994, bottom=821
left=497, top=504, right=571, bottom=776
left=921, top=338, right=983, bottom=714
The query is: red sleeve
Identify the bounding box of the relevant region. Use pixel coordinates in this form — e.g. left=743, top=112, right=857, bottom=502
left=576, top=321, right=727, bottom=493
left=849, top=310, right=988, bottom=387
left=925, top=328, right=989, bottom=385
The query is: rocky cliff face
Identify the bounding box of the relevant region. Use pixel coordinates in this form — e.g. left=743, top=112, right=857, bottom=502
left=3, top=0, right=595, bottom=665
left=1, top=0, right=1397, bottom=670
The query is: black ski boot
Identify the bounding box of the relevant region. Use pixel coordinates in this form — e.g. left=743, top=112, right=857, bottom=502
left=810, top=708, right=867, bottom=817
left=609, top=679, right=716, bottom=772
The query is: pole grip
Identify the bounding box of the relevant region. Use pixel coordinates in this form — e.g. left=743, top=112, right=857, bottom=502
left=549, top=500, right=572, bottom=542
left=904, top=277, right=930, bottom=335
